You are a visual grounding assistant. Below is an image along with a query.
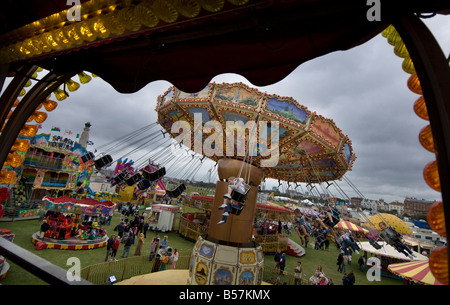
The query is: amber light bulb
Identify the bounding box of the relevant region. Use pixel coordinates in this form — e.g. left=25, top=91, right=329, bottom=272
left=413, top=96, right=429, bottom=121
left=419, top=125, right=435, bottom=153
left=423, top=160, right=441, bottom=192
left=32, top=111, right=48, bottom=124
left=4, top=152, right=24, bottom=168
left=19, top=124, right=38, bottom=137
left=11, top=138, right=31, bottom=152
left=41, top=99, right=58, bottom=112
left=407, top=73, right=423, bottom=95
left=0, top=170, right=17, bottom=184
left=429, top=246, right=449, bottom=285
left=427, top=201, right=446, bottom=237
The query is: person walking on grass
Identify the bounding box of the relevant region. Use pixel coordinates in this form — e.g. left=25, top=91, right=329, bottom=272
left=111, top=236, right=120, bottom=261
left=171, top=249, right=179, bottom=269
left=105, top=234, right=115, bottom=262
left=134, top=233, right=144, bottom=256
left=121, top=234, right=133, bottom=258
left=294, top=261, right=303, bottom=285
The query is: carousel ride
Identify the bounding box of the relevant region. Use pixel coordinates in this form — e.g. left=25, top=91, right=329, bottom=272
left=31, top=195, right=115, bottom=250
left=155, top=82, right=356, bottom=285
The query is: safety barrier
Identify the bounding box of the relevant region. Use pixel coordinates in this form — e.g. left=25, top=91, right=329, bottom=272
left=80, top=254, right=191, bottom=285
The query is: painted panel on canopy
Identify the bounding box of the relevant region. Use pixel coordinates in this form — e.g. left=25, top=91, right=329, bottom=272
left=265, top=97, right=309, bottom=124
left=220, top=111, right=252, bottom=158
left=314, top=158, right=337, bottom=168
left=310, top=118, right=342, bottom=148
left=343, top=142, right=353, bottom=164
left=178, top=84, right=212, bottom=100
left=160, top=87, right=175, bottom=107
left=214, top=83, right=261, bottom=107
left=274, top=163, right=300, bottom=169
left=290, top=139, right=325, bottom=156
left=164, top=109, right=190, bottom=127
left=258, top=124, right=290, bottom=141
left=187, top=107, right=211, bottom=124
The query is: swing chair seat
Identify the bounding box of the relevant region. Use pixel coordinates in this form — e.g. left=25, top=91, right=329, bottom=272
left=112, top=172, right=128, bottom=185
left=229, top=201, right=245, bottom=215
left=126, top=173, right=143, bottom=186
left=367, top=237, right=382, bottom=250
left=142, top=167, right=166, bottom=182
left=94, top=155, right=113, bottom=170
left=137, top=179, right=151, bottom=191
left=165, top=183, right=186, bottom=198
left=81, top=152, right=95, bottom=163
left=230, top=183, right=250, bottom=203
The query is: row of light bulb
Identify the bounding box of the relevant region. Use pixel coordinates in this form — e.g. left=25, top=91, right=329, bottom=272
left=382, top=25, right=448, bottom=285
left=0, top=0, right=250, bottom=65
left=0, top=69, right=96, bottom=185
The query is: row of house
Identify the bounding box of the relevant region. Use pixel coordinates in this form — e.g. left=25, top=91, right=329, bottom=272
left=350, top=196, right=437, bottom=217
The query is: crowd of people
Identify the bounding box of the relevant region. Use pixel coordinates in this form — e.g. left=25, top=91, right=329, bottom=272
left=103, top=203, right=179, bottom=272
left=273, top=249, right=358, bottom=286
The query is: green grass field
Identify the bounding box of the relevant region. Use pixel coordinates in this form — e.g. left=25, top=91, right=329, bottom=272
left=0, top=206, right=402, bottom=285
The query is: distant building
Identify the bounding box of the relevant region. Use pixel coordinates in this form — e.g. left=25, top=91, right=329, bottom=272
left=350, top=197, right=363, bottom=208
left=404, top=197, right=435, bottom=216
left=360, top=198, right=383, bottom=212
left=388, top=200, right=404, bottom=215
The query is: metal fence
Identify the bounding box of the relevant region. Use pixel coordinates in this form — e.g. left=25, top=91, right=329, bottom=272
left=80, top=254, right=192, bottom=285
left=80, top=254, right=311, bottom=285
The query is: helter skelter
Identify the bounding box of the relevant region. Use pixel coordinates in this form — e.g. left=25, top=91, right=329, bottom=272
left=156, top=82, right=356, bottom=285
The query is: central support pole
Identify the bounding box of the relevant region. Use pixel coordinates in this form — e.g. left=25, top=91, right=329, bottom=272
left=188, top=158, right=265, bottom=285
left=208, top=158, right=264, bottom=244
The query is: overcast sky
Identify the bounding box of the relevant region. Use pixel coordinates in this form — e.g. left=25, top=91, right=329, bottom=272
left=4, top=15, right=449, bottom=203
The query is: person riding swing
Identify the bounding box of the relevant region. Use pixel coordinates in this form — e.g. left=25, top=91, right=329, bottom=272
left=217, top=176, right=249, bottom=224
left=378, top=221, right=416, bottom=259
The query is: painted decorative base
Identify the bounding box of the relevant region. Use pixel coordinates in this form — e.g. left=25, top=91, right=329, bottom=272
left=0, top=261, right=9, bottom=280
left=31, top=232, right=108, bottom=250
left=187, top=235, right=264, bottom=285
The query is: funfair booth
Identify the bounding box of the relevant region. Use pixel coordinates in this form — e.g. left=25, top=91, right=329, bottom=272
left=147, top=204, right=180, bottom=232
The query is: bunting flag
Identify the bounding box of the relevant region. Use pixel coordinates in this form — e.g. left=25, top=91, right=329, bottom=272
left=86, top=140, right=94, bottom=145
left=65, top=130, right=73, bottom=135
left=51, top=126, right=60, bottom=132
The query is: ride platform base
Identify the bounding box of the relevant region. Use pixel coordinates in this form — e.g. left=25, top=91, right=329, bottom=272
left=30, top=232, right=108, bottom=250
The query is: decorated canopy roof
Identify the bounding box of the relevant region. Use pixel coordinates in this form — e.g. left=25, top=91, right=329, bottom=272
left=2, top=1, right=448, bottom=94
left=156, top=82, right=356, bottom=183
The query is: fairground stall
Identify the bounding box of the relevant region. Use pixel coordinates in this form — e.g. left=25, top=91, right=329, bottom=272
left=146, top=203, right=180, bottom=232
left=1, top=132, right=94, bottom=220
left=31, top=196, right=115, bottom=250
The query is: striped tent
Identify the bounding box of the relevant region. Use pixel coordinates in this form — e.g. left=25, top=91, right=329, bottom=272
left=334, top=219, right=369, bottom=233
left=388, top=260, right=443, bottom=285
left=301, top=208, right=320, bottom=217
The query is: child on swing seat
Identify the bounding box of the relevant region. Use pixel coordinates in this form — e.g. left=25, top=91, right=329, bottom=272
left=218, top=177, right=245, bottom=225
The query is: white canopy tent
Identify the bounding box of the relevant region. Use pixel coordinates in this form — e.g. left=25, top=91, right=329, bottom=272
left=359, top=241, right=428, bottom=261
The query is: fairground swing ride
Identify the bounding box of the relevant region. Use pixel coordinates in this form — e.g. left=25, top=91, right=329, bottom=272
left=154, top=82, right=360, bottom=284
